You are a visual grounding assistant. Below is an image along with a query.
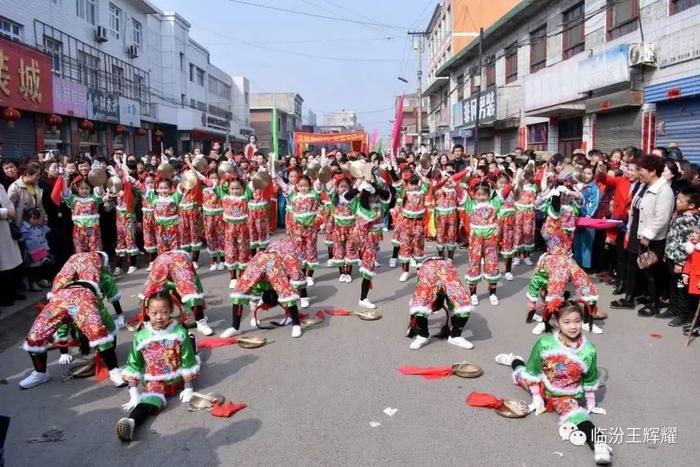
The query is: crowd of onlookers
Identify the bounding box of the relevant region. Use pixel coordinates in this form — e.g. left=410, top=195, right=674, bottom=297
left=1, top=143, right=699, bottom=336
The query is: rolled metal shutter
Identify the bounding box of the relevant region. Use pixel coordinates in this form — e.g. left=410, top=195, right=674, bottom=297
left=595, top=109, right=642, bottom=155
left=499, top=129, right=518, bottom=155
left=656, top=98, right=700, bottom=164
left=0, top=114, right=36, bottom=160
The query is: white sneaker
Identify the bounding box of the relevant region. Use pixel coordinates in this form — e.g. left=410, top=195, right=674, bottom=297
left=447, top=336, right=474, bottom=350
left=358, top=298, right=377, bottom=309
left=291, top=325, right=302, bottom=338
left=505, top=272, right=514, bottom=281
left=116, top=417, right=135, bottom=442
left=276, top=316, right=293, bottom=326
left=375, top=260, right=380, bottom=267
left=495, top=353, right=523, bottom=366
left=196, top=317, right=214, bottom=336
left=147, top=261, right=153, bottom=271
left=209, top=263, right=217, bottom=271
left=339, top=274, right=346, bottom=283
left=229, top=279, right=238, bottom=289
left=409, top=335, right=430, bottom=350
left=523, top=257, right=533, bottom=266
left=345, top=274, right=352, bottom=283
left=587, top=323, right=604, bottom=334
left=19, top=370, right=50, bottom=389
left=594, top=443, right=613, bottom=465
left=532, top=322, right=546, bottom=335
left=389, top=258, right=397, bottom=268
left=113, top=267, right=123, bottom=276
left=126, top=266, right=137, bottom=275
left=326, top=259, right=333, bottom=267
left=399, top=271, right=409, bottom=282
left=306, top=276, right=315, bottom=287
left=300, top=297, right=310, bottom=308
left=489, top=294, right=500, bottom=306
left=409, top=258, right=417, bottom=268
left=532, top=313, right=543, bottom=322
left=109, top=368, right=126, bottom=387
left=192, top=261, right=199, bottom=269
left=220, top=326, right=240, bottom=338
left=217, top=262, right=225, bottom=271
left=470, top=294, right=479, bottom=306
left=512, top=257, right=521, bottom=266
left=114, top=315, right=125, bottom=329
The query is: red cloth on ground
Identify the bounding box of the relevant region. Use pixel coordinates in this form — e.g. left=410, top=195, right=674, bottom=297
left=398, top=366, right=453, bottom=380
left=211, top=401, right=247, bottom=418
left=94, top=352, right=109, bottom=382
left=197, top=337, right=238, bottom=349
left=466, top=391, right=504, bottom=409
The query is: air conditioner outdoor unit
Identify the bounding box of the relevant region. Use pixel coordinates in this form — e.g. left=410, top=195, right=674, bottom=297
left=628, top=43, right=656, bottom=67
left=95, top=26, right=108, bottom=43
left=127, top=45, right=140, bottom=58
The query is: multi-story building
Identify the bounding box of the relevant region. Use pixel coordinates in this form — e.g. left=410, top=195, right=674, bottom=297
left=436, top=0, right=700, bottom=161
left=249, top=92, right=303, bottom=155
left=302, top=109, right=318, bottom=132
left=397, top=93, right=428, bottom=151
left=321, top=109, right=358, bottom=132
left=423, top=0, right=520, bottom=151
left=0, top=0, right=251, bottom=158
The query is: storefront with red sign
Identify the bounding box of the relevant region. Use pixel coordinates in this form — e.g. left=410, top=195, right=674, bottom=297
left=0, top=37, right=53, bottom=160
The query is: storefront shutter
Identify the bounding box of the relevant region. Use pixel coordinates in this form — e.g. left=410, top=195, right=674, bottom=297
left=595, top=109, right=642, bottom=155
left=656, top=98, right=700, bottom=164
left=499, top=129, right=518, bottom=155
left=0, top=114, right=36, bottom=160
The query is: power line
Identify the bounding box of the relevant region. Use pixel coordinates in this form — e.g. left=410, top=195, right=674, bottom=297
left=227, top=0, right=411, bottom=30
left=202, top=36, right=400, bottom=46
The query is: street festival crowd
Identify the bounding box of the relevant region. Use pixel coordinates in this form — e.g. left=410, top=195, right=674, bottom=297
left=1, top=139, right=699, bottom=465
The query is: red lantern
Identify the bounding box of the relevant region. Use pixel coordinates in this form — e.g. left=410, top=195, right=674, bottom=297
left=79, top=119, right=94, bottom=132
left=154, top=129, right=164, bottom=141
left=3, top=107, right=21, bottom=128
left=135, top=128, right=148, bottom=137
left=115, top=125, right=127, bottom=135
left=47, top=113, right=63, bottom=131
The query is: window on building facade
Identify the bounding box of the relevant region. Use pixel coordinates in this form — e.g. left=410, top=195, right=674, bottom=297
left=0, top=16, right=22, bottom=42
left=485, top=58, right=496, bottom=88
left=180, top=53, right=185, bottom=71
left=528, top=123, right=548, bottom=144
left=109, top=3, right=122, bottom=39
left=670, top=0, right=700, bottom=14
left=196, top=68, right=205, bottom=86
left=134, top=74, right=143, bottom=102
left=470, top=67, right=479, bottom=94
left=562, top=3, right=585, bottom=59
left=505, top=43, right=518, bottom=83
left=43, top=36, right=62, bottom=74
left=189, top=64, right=195, bottom=82
left=208, top=76, right=231, bottom=100
left=530, top=25, right=547, bottom=73
left=456, top=74, right=464, bottom=100
left=78, top=50, right=99, bottom=88
left=607, top=0, right=638, bottom=40
left=112, top=64, right=123, bottom=94
left=76, top=0, right=96, bottom=25
left=131, top=19, right=142, bottom=46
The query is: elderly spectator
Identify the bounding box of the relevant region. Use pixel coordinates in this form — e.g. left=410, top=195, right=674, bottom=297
left=1, top=159, right=19, bottom=189
left=7, top=162, right=45, bottom=226
left=0, top=183, right=24, bottom=307
left=634, top=156, right=676, bottom=317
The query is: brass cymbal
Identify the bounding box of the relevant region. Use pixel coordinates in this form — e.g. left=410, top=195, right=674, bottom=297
left=217, top=161, right=235, bottom=180
left=180, top=170, right=198, bottom=190
left=192, top=156, right=208, bottom=173
left=87, top=168, right=107, bottom=187
left=451, top=361, right=483, bottom=378
left=251, top=171, right=271, bottom=190
left=419, top=153, right=432, bottom=170
left=304, top=160, right=320, bottom=179
left=318, top=166, right=333, bottom=184
left=106, top=176, right=123, bottom=194
left=156, top=162, right=175, bottom=180
left=349, top=160, right=367, bottom=179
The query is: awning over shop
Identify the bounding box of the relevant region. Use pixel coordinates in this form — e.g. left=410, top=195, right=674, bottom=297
left=190, top=129, right=226, bottom=143
left=585, top=89, right=643, bottom=114
left=525, top=102, right=585, bottom=118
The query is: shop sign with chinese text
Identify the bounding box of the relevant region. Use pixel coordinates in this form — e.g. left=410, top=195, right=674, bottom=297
left=461, top=88, right=496, bottom=128
left=87, top=88, right=119, bottom=122
left=0, top=37, right=53, bottom=113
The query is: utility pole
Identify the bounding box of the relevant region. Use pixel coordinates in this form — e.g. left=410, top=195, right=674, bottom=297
left=473, top=27, right=483, bottom=156
left=408, top=31, right=425, bottom=148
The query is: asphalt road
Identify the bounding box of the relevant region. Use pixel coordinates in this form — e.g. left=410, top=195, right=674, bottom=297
left=1, top=235, right=698, bottom=467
